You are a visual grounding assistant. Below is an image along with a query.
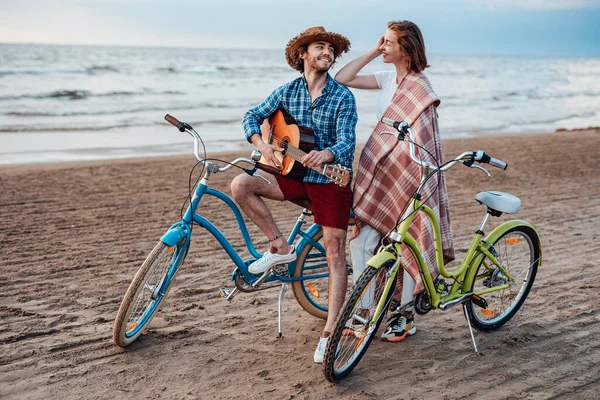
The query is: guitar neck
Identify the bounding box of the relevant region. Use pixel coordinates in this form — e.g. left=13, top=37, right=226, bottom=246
left=269, top=133, right=349, bottom=187
left=271, top=137, right=321, bottom=170
left=279, top=142, right=328, bottom=175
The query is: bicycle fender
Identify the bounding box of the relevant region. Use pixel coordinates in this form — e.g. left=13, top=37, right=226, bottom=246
left=484, top=220, right=542, bottom=257
left=366, top=250, right=397, bottom=269
left=160, top=226, right=189, bottom=247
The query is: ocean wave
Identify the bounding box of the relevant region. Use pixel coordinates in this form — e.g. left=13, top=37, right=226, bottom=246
left=4, top=104, right=196, bottom=117
left=0, top=117, right=242, bottom=134
left=156, top=66, right=220, bottom=74
left=0, top=89, right=185, bottom=101
left=200, top=99, right=260, bottom=108
left=154, top=65, right=291, bottom=75
left=443, top=89, right=600, bottom=107
left=448, top=111, right=597, bottom=133
left=0, top=122, right=143, bottom=133
left=0, top=64, right=120, bottom=76
left=491, top=90, right=600, bottom=101
left=1, top=97, right=256, bottom=117
left=182, top=118, right=241, bottom=126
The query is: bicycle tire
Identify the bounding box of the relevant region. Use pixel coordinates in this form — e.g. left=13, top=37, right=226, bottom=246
left=113, top=241, right=187, bottom=347
left=323, top=260, right=398, bottom=382
left=466, top=225, right=540, bottom=331
left=290, top=228, right=329, bottom=319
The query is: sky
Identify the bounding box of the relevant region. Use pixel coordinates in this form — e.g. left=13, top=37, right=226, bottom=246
left=1, top=0, right=599, bottom=57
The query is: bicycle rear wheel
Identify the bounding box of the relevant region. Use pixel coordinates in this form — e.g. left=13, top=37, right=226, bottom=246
left=290, top=228, right=329, bottom=319
left=323, top=259, right=398, bottom=382
left=466, top=225, right=540, bottom=331
left=113, top=241, right=187, bottom=347
left=291, top=219, right=354, bottom=320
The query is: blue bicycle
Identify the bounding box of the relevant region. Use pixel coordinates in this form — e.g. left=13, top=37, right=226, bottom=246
left=113, top=114, right=353, bottom=347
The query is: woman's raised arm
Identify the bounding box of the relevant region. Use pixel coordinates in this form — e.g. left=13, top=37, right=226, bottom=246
left=334, top=36, right=384, bottom=89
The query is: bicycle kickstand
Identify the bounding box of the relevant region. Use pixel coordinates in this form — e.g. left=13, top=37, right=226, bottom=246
left=277, top=282, right=289, bottom=339
left=462, top=303, right=479, bottom=354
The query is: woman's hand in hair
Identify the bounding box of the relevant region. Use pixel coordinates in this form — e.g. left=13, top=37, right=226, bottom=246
left=373, top=36, right=385, bottom=56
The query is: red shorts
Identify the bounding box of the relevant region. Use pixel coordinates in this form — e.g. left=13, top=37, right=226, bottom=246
left=274, top=175, right=352, bottom=230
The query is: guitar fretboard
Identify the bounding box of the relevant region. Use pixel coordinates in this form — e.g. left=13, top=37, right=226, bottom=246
left=269, top=134, right=310, bottom=163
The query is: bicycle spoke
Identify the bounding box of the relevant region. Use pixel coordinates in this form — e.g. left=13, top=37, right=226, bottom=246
left=469, top=227, right=539, bottom=329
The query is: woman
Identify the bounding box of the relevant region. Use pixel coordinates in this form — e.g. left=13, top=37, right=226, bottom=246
left=335, top=21, right=454, bottom=342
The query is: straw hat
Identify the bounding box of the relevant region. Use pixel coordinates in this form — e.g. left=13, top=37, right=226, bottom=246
left=285, top=26, right=351, bottom=72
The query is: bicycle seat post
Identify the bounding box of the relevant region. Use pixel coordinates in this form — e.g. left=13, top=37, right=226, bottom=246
left=477, top=212, right=491, bottom=234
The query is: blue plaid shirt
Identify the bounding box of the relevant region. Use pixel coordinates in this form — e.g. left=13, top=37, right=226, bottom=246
left=243, top=74, right=357, bottom=184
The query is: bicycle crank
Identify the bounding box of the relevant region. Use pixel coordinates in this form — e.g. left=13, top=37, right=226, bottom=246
left=235, top=269, right=284, bottom=293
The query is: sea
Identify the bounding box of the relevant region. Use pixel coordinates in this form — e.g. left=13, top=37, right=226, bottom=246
left=1, top=43, right=599, bottom=166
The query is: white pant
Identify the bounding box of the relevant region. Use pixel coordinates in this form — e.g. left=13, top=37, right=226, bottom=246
left=350, top=224, right=415, bottom=308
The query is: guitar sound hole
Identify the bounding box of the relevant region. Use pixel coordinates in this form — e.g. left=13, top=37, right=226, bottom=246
left=281, top=137, right=290, bottom=155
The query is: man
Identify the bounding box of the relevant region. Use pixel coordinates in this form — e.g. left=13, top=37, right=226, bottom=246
left=230, top=26, right=357, bottom=363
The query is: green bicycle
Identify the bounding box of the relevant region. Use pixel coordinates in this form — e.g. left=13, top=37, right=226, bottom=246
left=323, top=118, right=542, bottom=382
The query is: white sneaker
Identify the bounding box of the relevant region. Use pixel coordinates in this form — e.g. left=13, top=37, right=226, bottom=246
left=248, top=246, right=296, bottom=274
left=313, top=336, right=329, bottom=364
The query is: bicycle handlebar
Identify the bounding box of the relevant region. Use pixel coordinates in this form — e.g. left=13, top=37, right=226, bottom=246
left=165, top=114, right=262, bottom=174
left=473, top=150, right=507, bottom=170
left=165, top=114, right=193, bottom=133
left=380, top=118, right=508, bottom=173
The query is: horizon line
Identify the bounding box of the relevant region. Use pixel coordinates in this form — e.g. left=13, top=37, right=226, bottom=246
left=1, top=41, right=598, bottom=60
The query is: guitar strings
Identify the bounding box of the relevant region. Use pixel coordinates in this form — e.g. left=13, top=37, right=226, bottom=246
left=267, top=134, right=349, bottom=185
left=269, top=136, right=307, bottom=160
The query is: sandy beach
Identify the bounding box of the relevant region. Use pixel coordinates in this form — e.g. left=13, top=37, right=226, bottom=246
left=1, top=129, right=599, bottom=399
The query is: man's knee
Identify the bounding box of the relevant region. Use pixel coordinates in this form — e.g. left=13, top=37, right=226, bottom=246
left=231, top=174, right=251, bottom=201
left=323, top=228, right=347, bottom=266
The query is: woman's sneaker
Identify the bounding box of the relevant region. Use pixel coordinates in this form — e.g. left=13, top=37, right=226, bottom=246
left=381, top=312, right=416, bottom=342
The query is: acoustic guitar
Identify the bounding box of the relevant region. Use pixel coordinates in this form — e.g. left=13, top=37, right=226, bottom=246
left=259, top=109, right=351, bottom=187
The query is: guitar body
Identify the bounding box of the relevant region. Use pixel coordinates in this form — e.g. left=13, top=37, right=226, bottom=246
left=260, top=109, right=315, bottom=180
left=258, top=109, right=351, bottom=187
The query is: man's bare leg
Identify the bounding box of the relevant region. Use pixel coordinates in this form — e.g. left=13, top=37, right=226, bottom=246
left=321, top=225, right=349, bottom=334
left=230, top=173, right=291, bottom=253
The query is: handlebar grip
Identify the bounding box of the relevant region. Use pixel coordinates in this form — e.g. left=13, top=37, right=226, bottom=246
left=381, top=117, right=397, bottom=128
left=488, top=156, right=508, bottom=170
left=165, top=114, right=180, bottom=127
left=255, top=162, right=282, bottom=176
left=165, top=114, right=193, bottom=133
left=474, top=150, right=508, bottom=170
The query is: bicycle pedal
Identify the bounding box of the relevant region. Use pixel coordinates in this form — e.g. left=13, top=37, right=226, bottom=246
left=219, top=287, right=239, bottom=300
left=273, top=264, right=288, bottom=276
left=471, top=294, right=488, bottom=309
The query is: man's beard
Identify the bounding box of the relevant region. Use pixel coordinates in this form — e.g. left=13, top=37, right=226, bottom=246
left=307, top=56, right=333, bottom=73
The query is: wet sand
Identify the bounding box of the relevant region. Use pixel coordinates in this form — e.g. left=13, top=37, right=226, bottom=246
left=1, top=129, right=599, bottom=399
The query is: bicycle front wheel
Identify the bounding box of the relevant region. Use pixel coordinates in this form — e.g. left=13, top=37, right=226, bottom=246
left=466, top=225, right=540, bottom=331
left=323, top=259, right=398, bottom=382
left=113, top=241, right=187, bottom=347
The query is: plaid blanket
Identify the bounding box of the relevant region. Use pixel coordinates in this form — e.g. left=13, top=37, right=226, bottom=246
left=352, top=71, right=454, bottom=293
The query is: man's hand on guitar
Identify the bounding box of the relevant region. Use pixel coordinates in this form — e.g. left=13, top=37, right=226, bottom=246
left=301, top=149, right=334, bottom=168
left=252, top=135, right=285, bottom=170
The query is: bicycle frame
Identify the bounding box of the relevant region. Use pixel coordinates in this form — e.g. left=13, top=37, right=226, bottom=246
left=159, top=172, right=328, bottom=287
left=371, top=193, right=539, bottom=310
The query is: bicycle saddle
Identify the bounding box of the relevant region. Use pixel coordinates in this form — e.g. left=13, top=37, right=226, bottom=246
left=475, top=191, right=521, bottom=215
